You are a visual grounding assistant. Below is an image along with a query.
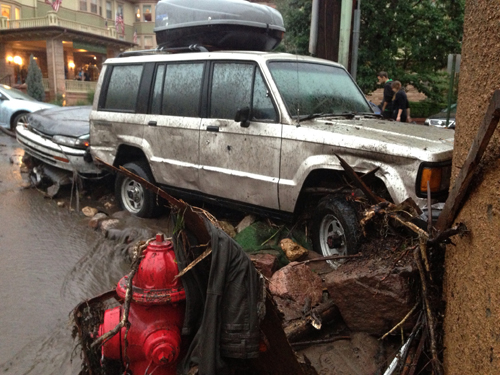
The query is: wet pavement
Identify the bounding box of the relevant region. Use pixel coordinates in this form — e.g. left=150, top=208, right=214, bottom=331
left=0, top=131, right=171, bottom=374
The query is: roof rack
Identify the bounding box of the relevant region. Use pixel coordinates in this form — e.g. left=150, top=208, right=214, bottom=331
left=118, top=44, right=209, bottom=57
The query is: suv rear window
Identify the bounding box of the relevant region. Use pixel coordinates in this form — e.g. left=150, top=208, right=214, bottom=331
left=151, top=63, right=204, bottom=117
left=103, top=65, right=144, bottom=112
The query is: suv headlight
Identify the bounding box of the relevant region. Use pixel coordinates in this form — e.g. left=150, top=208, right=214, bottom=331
left=53, top=134, right=90, bottom=149
left=424, top=119, right=430, bottom=125
left=416, top=161, right=452, bottom=199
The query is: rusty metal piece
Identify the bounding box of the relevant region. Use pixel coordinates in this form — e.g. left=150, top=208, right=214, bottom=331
left=436, top=90, right=500, bottom=231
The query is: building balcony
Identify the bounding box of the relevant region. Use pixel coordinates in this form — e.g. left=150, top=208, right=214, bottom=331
left=0, top=11, right=118, bottom=40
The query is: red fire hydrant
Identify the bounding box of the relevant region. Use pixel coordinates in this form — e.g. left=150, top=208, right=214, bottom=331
left=98, top=233, right=185, bottom=375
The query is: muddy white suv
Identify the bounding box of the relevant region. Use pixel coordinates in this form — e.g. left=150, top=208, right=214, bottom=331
left=90, top=50, right=454, bottom=257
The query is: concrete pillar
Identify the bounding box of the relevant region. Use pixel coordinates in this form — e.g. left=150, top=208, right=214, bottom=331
left=46, top=37, right=66, bottom=102
left=0, top=43, right=15, bottom=86
left=107, top=46, right=122, bottom=58
left=66, top=50, right=75, bottom=80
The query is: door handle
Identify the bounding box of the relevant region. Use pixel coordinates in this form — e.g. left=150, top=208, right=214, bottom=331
left=207, top=125, right=219, bottom=132
left=148, top=121, right=157, bottom=126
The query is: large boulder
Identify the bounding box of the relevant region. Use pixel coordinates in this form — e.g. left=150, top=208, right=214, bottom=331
left=269, top=262, right=323, bottom=321
left=324, top=258, right=417, bottom=336
left=248, top=253, right=278, bottom=278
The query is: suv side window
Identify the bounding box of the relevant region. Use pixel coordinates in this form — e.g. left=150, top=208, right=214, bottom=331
left=210, top=63, right=253, bottom=119
left=103, top=64, right=143, bottom=112
left=252, top=70, right=277, bottom=122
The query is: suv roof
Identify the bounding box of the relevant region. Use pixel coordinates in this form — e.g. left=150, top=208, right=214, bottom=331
left=104, top=50, right=344, bottom=67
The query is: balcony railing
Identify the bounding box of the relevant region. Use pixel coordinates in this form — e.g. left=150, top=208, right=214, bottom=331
left=65, top=80, right=97, bottom=93
left=41, top=78, right=97, bottom=93
left=0, top=11, right=117, bottom=39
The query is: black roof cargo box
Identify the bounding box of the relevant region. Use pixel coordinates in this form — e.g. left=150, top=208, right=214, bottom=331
left=154, top=0, right=285, bottom=51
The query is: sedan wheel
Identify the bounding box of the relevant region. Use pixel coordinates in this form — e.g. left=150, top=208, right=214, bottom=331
left=12, top=112, right=28, bottom=131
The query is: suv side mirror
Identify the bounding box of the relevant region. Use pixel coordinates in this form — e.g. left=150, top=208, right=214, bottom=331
left=235, top=107, right=250, bottom=128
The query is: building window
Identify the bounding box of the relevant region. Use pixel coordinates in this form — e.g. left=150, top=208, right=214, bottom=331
left=99, top=0, right=102, bottom=16
left=14, top=7, right=20, bottom=19
left=135, top=5, right=140, bottom=22
left=91, top=0, right=97, bottom=13
left=80, top=0, right=87, bottom=12
left=144, top=36, right=153, bottom=49
left=1, top=5, right=10, bottom=18
left=143, top=5, right=152, bottom=21
left=106, top=1, right=112, bottom=18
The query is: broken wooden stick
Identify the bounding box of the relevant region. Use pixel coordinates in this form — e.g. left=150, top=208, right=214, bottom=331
left=284, top=299, right=339, bottom=342
left=290, top=335, right=351, bottom=349
left=297, top=253, right=363, bottom=265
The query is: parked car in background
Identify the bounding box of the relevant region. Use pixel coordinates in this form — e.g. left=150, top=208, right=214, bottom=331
left=16, top=106, right=102, bottom=175
left=424, top=103, right=456, bottom=129
left=0, top=84, right=56, bottom=131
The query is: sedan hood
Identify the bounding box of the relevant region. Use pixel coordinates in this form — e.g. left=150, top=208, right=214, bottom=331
left=298, top=117, right=454, bottom=162
left=27, top=106, right=91, bottom=137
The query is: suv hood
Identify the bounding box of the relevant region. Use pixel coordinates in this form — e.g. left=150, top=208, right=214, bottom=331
left=299, top=117, right=454, bottom=161
left=27, top=106, right=91, bottom=137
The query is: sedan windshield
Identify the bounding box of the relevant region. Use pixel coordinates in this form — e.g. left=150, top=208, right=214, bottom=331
left=268, top=61, right=371, bottom=119
left=0, top=85, right=37, bottom=101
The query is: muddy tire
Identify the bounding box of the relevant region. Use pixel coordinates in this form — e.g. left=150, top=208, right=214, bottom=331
left=312, top=195, right=361, bottom=259
left=12, top=112, right=28, bottom=131
left=115, top=161, right=163, bottom=218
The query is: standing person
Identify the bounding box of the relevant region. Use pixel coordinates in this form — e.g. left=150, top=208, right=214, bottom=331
left=377, top=71, right=393, bottom=119
left=391, top=80, right=411, bottom=123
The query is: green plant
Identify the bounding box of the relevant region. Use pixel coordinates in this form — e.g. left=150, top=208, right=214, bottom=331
left=87, top=90, right=95, bottom=105
left=49, top=93, right=64, bottom=106
left=75, top=100, right=88, bottom=106
left=408, top=100, right=445, bottom=118
left=25, top=54, right=45, bottom=101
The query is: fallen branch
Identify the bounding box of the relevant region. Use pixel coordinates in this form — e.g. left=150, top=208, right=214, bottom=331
left=90, top=239, right=151, bottom=349
left=290, top=335, right=351, bottom=349
left=427, top=223, right=468, bottom=246
left=297, top=253, right=364, bottom=265
left=380, top=301, right=419, bottom=340
left=413, top=248, right=443, bottom=375
left=173, top=246, right=212, bottom=280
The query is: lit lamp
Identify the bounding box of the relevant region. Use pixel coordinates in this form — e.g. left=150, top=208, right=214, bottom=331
left=69, top=61, right=75, bottom=69
left=6, top=56, right=13, bottom=64
left=13, top=56, right=22, bottom=65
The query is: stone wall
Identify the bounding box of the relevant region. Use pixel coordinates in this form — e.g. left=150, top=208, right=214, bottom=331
left=443, top=1, right=500, bottom=373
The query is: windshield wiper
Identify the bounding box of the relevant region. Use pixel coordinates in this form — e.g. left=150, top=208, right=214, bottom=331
left=298, top=112, right=359, bottom=122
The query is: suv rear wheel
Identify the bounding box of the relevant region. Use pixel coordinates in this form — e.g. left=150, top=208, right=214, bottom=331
left=115, top=161, right=163, bottom=218
left=312, top=195, right=361, bottom=260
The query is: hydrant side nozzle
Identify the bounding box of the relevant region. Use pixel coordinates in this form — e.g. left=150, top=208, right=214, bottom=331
left=144, top=328, right=182, bottom=366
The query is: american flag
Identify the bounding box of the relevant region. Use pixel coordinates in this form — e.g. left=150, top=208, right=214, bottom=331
left=115, top=12, right=124, bottom=36
left=133, top=30, right=138, bottom=44
left=45, top=0, right=62, bottom=12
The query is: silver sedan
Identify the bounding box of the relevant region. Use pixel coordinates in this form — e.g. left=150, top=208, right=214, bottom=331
left=0, top=84, right=56, bottom=131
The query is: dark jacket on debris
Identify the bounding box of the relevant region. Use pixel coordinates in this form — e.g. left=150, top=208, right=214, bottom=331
left=173, top=216, right=263, bottom=375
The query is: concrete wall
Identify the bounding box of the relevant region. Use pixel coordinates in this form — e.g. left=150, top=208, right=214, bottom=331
left=443, top=1, right=500, bottom=373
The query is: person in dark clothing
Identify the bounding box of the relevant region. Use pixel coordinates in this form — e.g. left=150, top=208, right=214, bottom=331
left=377, top=71, right=393, bottom=119
left=391, top=80, right=411, bottom=123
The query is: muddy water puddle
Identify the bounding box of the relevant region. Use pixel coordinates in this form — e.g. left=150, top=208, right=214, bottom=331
left=0, top=133, right=173, bottom=374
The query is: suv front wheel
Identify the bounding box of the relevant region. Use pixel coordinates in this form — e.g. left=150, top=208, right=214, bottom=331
left=312, top=195, right=361, bottom=259
left=115, top=161, right=163, bottom=218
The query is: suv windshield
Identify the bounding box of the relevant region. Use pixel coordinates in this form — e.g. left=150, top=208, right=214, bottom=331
left=268, top=61, right=371, bottom=119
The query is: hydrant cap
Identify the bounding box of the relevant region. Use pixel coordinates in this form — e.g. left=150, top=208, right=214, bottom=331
left=116, top=233, right=186, bottom=304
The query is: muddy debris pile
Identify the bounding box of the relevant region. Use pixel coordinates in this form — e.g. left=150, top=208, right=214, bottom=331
left=72, top=161, right=467, bottom=375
